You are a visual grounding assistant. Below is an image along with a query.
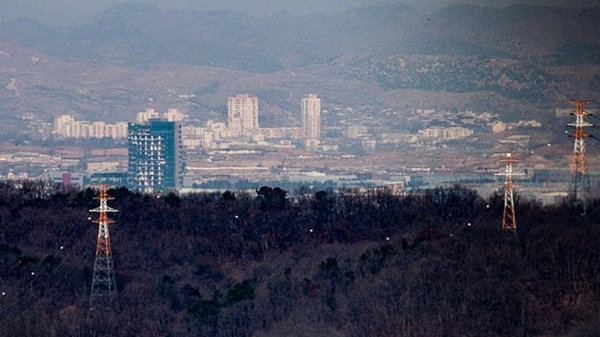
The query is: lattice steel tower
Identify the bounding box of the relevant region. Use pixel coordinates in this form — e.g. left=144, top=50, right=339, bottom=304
left=568, top=99, right=593, bottom=202
left=496, top=153, right=523, bottom=231
left=89, top=185, right=119, bottom=313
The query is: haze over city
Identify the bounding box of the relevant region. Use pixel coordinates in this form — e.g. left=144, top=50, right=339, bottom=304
left=1, top=0, right=599, bottom=336
left=1, top=0, right=598, bottom=199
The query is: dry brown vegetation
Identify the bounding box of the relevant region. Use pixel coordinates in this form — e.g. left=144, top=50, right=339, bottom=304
left=0, top=182, right=599, bottom=337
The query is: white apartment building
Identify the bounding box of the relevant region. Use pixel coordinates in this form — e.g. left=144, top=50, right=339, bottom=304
left=301, top=94, right=321, bottom=142
left=91, top=121, right=106, bottom=138
left=113, top=122, right=128, bottom=138
left=227, top=94, right=259, bottom=137
left=136, top=108, right=160, bottom=124
left=418, top=127, right=474, bottom=140
left=105, top=122, right=128, bottom=138
left=54, top=115, right=76, bottom=137
left=258, top=127, right=302, bottom=139
left=137, top=108, right=186, bottom=123
left=53, top=115, right=128, bottom=139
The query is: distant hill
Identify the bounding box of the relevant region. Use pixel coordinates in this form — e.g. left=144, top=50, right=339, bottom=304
left=429, top=5, right=600, bottom=62
left=344, top=54, right=558, bottom=102
left=1, top=4, right=599, bottom=72
left=0, top=3, right=599, bottom=138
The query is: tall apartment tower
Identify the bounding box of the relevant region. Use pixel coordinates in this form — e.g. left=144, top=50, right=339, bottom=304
left=228, top=94, right=259, bottom=136
left=301, top=94, right=321, bottom=148
left=127, top=120, right=182, bottom=193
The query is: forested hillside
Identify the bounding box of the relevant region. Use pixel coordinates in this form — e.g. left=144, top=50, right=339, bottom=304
left=0, top=182, right=599, bottom=337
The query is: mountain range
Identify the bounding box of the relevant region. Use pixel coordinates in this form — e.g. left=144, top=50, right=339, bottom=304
left=2, top=4, right=600, bottom=71
left=0, top=3, right=599, bottom=138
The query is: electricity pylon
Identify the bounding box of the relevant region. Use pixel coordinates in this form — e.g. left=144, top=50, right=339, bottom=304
left=89, top=185, right=119, bottom=314
left=495, top=153, right=523, bottom=232
left=567, top=99, right=593, bottom=203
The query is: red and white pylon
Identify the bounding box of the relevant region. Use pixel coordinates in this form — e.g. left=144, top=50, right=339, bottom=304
left=495, top=153, right=524, bottom=231
left=89, top=185, right=119, bottom=314
left=568, top=99, right=593, bottom=202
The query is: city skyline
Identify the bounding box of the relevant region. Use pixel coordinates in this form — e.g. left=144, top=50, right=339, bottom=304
left=0, top=0, right=598, bottom=201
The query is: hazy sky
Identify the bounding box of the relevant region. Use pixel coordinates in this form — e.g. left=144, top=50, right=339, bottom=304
left=3, top=0, right=599, bottom=25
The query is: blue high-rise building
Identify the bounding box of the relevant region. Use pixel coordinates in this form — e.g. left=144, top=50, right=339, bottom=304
left=127, top=120, right=182, bottom=192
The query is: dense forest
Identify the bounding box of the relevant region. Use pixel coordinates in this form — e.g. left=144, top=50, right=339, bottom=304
left=0, top=181, right=599, bottom=337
